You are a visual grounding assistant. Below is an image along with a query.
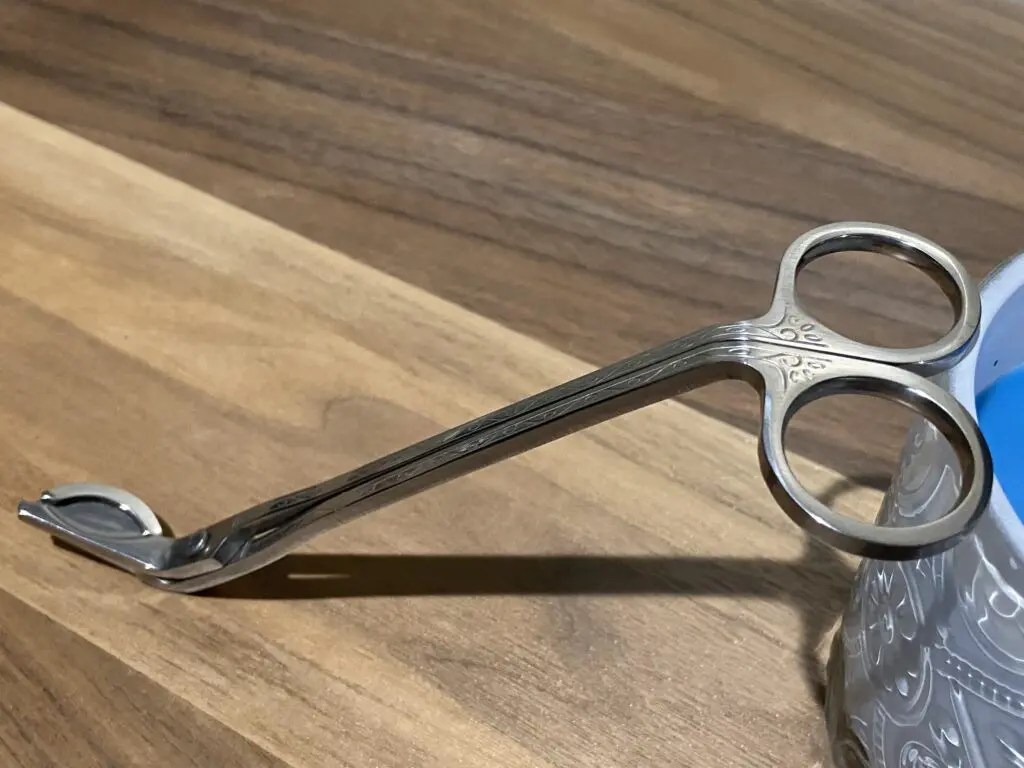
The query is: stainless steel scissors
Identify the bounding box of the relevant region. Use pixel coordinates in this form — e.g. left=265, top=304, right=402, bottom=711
left=16, top=222, right=993, bottom=594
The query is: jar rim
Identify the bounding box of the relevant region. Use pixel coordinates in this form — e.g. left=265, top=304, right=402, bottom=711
left=948, top=250, right=1024, bottom=551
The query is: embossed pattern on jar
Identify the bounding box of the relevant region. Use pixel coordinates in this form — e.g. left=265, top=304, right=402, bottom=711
left=824, top=252, right=1024, bottom=768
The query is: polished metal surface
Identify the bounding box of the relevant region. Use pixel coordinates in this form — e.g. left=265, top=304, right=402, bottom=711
left=824, top=246, right=1024, bottom=768
left=16, top=222, right=994, bottom=594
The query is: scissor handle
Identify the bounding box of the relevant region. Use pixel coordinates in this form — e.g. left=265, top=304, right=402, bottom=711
left=768, top=221, right=982, bottom=377
left=755, top=359, right=992, bottom=560
left=750, top=221, right=991, bottom=559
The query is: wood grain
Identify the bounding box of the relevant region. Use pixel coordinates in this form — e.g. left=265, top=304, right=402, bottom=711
left=0, top=103, right=882, bottom=766
left=3, top=0, right=1024, bottom=482
left=0, top=590, right=284, bottom=768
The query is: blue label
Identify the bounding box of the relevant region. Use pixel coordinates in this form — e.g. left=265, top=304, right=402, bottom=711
left=977, top=363, right=1024, bottom=520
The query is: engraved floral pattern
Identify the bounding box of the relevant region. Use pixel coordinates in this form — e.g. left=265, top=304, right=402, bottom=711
left=899, top=742, right=943, bottom=768
left=861, top=564, right=925, bottom=700
left=851, top=560, right=935, bottom=730
left=759, top=351, right=831, bottom=385
left=896, top=714, right=966, bottom=768
left=770, top=313, right=827, bottom=346
left=827, top=410, right=1024, bottom=768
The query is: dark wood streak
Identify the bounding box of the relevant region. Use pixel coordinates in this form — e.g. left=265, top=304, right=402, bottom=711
left=0, top=589, right=284, bottom=768
left=653, top=0, right=1024, bottom=158
left=2, top=0, right=1024, bottom=480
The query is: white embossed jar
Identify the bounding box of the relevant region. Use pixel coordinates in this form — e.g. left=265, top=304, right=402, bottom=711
left=824, top=251, right=1024, bottom=767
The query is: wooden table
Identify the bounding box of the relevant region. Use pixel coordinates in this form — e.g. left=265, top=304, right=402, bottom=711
left=0, top=1, right=1019, bottom=765
left=3, top=0, right=1022, bottom=483
left=0, top=103, right=880, bottom=766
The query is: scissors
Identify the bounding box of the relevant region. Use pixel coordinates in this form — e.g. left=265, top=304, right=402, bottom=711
left=16, top=221, right=993, bottom=594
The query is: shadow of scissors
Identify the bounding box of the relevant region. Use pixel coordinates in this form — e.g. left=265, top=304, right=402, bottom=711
left=17, top=221, right=993, bottom=594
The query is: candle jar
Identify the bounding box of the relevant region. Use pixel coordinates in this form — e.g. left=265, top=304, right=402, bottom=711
left=824, top=251, right=1024, bottom=767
